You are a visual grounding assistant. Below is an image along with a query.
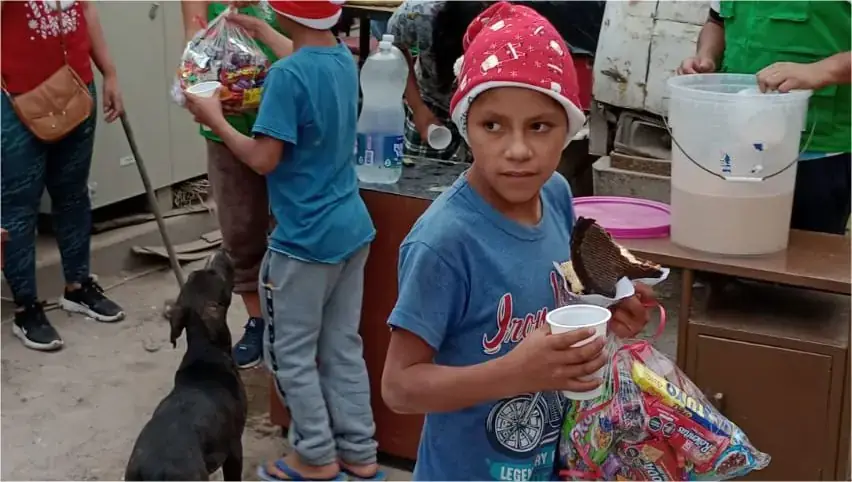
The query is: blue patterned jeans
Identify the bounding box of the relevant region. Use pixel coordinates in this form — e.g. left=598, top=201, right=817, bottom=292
left=1, top=83, right=97, bottom=306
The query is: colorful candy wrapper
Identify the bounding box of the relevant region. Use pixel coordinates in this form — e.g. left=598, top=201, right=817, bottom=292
left=172, top=7, right=269, bottom=112
left=615, top=439, right=682, bottom=480
left=688, top=429, right=763, bottom=481
left=558, top=337, right=770, bottom=480
left=643, top=394, right=729, bottom=471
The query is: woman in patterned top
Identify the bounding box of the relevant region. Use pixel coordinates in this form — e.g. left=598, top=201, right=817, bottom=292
left=387, top=1, right=492, bottom=163
left=388, top=0, right=605, bottom=163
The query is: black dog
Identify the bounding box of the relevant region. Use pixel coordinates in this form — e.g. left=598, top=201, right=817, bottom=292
left=125, top=251, right=248, bottom=481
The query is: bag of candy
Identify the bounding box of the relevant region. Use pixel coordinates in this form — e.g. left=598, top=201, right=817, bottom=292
left=557, top=332, right=771, bottom=481
left=172, top=7, right=269, bottom=112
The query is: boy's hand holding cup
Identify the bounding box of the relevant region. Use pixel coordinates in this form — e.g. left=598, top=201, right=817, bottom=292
left=505, top=321, right=607, bottom=397
left=184, top=82, right=224, bottom=127
left=545, top=304, right=612, bottom=400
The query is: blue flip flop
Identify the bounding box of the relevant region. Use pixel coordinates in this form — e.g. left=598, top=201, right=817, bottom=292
left=340, top=468, right=388, bottom=481
left=257, top=459, right=347, bottom=482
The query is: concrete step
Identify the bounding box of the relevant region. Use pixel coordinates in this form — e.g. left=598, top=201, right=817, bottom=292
left=593, top=155, right=671, bottom=204
left=610, top=151, right=671, bottom=177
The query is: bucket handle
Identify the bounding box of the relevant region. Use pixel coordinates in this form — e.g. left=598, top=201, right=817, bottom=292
left=660, top=96, right=816, bottom=183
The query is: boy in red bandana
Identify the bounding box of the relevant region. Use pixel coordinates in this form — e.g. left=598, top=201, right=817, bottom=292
left=184, top=1, right=381, bottom=480
left=381, top=3, right=653, bottom=480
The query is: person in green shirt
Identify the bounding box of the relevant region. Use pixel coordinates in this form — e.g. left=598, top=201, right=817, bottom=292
left=679, top=1, right=851, bottom=235
left=181, top=1, right=292, bottom=368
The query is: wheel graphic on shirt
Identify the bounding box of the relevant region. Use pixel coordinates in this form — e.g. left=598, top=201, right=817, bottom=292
left=485, top=392, right=565, bottom=457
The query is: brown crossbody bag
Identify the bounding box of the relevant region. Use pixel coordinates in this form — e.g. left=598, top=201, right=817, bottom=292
left=1, top=1, right=93, bottom=143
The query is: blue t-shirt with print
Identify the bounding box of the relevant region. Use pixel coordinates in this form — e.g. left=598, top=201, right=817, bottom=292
left=252, top=41, right=375, bottom=263
left=388, top=172, right=577, bottom=481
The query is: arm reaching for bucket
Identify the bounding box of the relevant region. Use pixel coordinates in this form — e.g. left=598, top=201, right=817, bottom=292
left=678, top=8, right=725, bottom=75
left=757, top=52, right=852, bottom=93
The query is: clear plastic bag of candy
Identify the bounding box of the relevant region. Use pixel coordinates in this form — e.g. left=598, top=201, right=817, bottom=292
left=557, top=319, right=770, bottom=481
left=172, top=7, right=269, bottom=112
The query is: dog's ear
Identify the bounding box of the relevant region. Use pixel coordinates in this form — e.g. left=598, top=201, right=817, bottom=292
left=163, top=300, right=186, bottom=348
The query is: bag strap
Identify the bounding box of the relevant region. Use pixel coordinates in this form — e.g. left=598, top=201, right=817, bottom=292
left=55, top=0, right=71, bottom=67
left=2, top=1, right=71, bottom=97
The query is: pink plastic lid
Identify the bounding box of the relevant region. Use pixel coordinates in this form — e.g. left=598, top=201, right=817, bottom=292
left=573, top=196, right=671, bottom=239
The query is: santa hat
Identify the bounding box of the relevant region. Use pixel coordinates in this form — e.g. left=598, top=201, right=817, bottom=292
left=268, top=0, right=345, bottom=30
left=450, top=1, right=585, bottom=147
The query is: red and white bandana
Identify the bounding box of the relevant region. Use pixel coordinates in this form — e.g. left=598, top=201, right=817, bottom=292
left=268, top=0, right=345, bottom=30
left=449, top=1, right=586, bottom=146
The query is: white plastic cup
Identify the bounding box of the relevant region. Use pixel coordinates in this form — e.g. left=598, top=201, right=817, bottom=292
left=185, top=81, right=221, bottom=98
left=427, top=124, right=452, bottom=150
left=546, top=304, right=611, bottom=400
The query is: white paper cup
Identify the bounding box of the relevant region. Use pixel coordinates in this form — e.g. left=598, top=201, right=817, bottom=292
left=185, top=81, right=221, bottom=98
left=427, top=124, right=452, bottom=150
left=546, top=304, right=611, bottom=400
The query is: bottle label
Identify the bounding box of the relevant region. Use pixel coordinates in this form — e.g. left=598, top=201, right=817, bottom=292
left=355, top=133, right=404, bottom=168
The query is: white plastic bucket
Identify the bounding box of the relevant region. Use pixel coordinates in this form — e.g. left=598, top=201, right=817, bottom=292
left=666, top=74, right=811, bottom=255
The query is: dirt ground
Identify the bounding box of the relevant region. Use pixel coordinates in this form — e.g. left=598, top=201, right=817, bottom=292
left=0, top=260, right=411, bottom=481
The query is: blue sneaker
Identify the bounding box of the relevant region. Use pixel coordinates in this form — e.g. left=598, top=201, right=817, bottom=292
left=233, top=317, right=264, bottom=369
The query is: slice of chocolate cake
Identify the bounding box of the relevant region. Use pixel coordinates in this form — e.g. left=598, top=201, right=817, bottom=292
left=561, top=217, right=664, bottom=298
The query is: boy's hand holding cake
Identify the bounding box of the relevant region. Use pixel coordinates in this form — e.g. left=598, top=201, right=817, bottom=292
left=610, top=282, right=655, bottom=338
left=554, top=217, right=670, bottom=338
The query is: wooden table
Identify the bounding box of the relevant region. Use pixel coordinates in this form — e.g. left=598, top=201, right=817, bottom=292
left=621, top=230, right=851, bottom=367
left=343, top=3, right=398, bottom=68
left=624, top=232, right=850, bottom=480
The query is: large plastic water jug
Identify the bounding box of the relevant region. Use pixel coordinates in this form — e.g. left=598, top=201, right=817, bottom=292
left=666, top=74, right=812, bottom=255
left=354, top=36, right=408, bottom=184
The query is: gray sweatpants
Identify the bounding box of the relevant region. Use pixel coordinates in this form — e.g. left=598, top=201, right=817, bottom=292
left=260, top=247, right=378, bottom=466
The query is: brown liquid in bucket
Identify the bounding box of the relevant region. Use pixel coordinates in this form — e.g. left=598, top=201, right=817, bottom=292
left=670, top=186, right=795, bottom=256
left=666, top=74, right=811, bottom=256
